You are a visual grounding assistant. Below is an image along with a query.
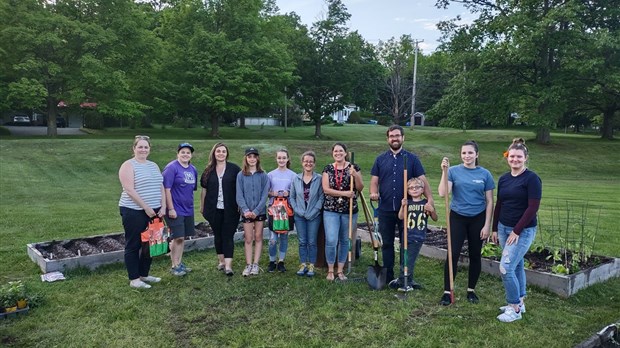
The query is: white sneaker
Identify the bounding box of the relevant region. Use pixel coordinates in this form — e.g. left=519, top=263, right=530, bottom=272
left=242, top=264, right=252, bottom=277
left=497, top=306, right=522, bottom=322
left=250, top=264, right=260, bottom=275
left=499, top=303, right=526, bottom=314
left=130, top=279, right=151, bottom=289
left=141, top=275, right=161, bottom=283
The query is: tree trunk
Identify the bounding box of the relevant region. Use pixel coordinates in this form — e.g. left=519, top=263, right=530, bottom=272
left=46, top=96, right=57, bottom=137
left=601, top=108, right=615, bottom=140
left=536, top=127, right=551, bottom=144
left=239, top=116, right=246, bottom=129
left=210, top=114, right=220, bottom=137
left=314, top=120, right=322, bottom=138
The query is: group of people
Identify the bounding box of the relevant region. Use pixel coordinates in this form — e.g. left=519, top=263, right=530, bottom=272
left=118, top=125, right=541, bottom=323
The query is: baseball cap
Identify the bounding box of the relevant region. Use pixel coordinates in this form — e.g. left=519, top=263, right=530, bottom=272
left=245, top=147, right=259, bottom=156
left=177, top=142, right=194, bottom=153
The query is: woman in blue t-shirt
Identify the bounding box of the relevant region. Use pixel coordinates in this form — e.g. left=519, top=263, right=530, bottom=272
left=493, top=138, right=542, bottom=323
left=438, top=140, right=495, bottom=306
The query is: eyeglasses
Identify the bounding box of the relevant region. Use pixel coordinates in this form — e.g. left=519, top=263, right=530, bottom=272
left=408, top=186, right=424, bottom=190
left=303, top=160, right=315, bottom=164
left=135, top=135, right=150, bottom=140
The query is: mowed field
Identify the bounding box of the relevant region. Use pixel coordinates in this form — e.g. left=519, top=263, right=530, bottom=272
left=0, top=124, right=618, bottom=347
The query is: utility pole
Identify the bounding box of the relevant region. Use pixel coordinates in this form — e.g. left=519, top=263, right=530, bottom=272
left=284, top=86, right=287, bottom=132
left=410, top=39, right=423, bottom=130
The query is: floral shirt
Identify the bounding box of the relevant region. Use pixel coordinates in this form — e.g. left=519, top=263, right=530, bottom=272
left=322, top=163, right=361, bottom=214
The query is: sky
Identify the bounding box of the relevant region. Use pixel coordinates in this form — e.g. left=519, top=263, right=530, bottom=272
left=275, top=0, right=475, bottom=53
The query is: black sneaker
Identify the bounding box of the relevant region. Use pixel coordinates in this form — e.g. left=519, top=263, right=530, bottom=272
left=267, top=261, right=277, bottom=273
left=440, top=293, right=452, bottom=306
left=467, top=291, right=479, bottom=304
left=277, top=261, right=286, bottom=272
left=225, top=269, right=234, bottom=277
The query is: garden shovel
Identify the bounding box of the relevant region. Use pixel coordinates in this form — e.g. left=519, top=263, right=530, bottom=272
left=396, top=155, right=412, bottom=299
left=347, top=152, right=355, bottom=275
left=359, top=192, right=387, bottom=290
left=443, top=165, right=455, bottom=304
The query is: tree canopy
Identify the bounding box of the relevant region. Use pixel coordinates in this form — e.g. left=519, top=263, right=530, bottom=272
left=0, top=0, right=617, bottom=140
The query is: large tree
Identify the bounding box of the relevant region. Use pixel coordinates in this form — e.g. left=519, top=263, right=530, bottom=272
left=292, top=0, right=380, bottom=137
left=376, top=35, right=415, bottom=124
left=159, top=0, right=295, bottom=137
left=435, top=0, right=591, bottom=143
left=1, top=0, right=162, bottom=134
left=567, top=1, right=620, bottom=139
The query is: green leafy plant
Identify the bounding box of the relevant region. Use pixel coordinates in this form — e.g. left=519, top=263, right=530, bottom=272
left=551, top=263, right=569, bottom=275
left=1, top=281, right=22, bottom=308
left=537, top=200, right=602, bottom=275
left=481, top=242, right=502, bottom=259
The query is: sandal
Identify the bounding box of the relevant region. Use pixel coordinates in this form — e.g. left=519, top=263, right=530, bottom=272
left=326, top=271, right=335, bottom=281
left=337, top=272, right=348, bottom=281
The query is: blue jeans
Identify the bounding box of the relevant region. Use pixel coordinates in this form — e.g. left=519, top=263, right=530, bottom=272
left=498, top=222, right=536, bottom=304
left=295, top=214, right=321, bottom=264
left=398, top=240, right=423, bottom=283
left=378, top=211, right=404, bottom=281
left=323, top=211, right=357, bottom=265
left=269, top=231, right=289, bottom=261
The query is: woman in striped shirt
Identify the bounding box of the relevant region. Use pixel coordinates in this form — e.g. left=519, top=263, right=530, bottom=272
left=118, top=135, right=166, bottom=289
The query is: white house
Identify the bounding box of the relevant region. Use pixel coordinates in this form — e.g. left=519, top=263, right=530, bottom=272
left=330, top=105, right=359, bottom=123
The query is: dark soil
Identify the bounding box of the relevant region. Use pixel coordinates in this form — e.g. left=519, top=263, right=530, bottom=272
left=194, top=222, right=213, bottom=237
left=36, top=222, right=223, bottom=259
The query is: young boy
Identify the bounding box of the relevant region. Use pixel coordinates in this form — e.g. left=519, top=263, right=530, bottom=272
left=397, top=177, right=438, bottom=291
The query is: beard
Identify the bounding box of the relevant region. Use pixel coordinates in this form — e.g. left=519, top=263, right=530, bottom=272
left=389, top=140, right=402, bottom=151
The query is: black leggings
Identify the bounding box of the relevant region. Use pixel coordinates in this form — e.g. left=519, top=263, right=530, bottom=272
left=208, top=209, right=239, bottom=258
left=443, top=210, right=485, bottom=291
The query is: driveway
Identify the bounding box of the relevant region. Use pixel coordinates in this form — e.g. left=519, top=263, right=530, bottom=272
left=4, top=126, right=86, bottom=136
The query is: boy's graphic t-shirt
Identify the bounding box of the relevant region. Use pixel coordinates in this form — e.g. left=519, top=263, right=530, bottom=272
left=406, top=198, right=428, bottom=243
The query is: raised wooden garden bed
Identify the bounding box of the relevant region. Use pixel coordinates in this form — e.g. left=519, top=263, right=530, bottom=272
left=420, top=226, right=620, bottom=297
left=26, top=223, right=270, bottom=273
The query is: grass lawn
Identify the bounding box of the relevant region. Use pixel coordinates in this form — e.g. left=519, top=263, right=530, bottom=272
left=0, top=124, right=618, bottom=347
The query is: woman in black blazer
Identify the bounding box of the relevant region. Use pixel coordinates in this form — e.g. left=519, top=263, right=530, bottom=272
left=200, top=143, right=241, bottom=276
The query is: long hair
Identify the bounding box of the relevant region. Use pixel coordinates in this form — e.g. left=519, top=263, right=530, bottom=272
left=462, top=140, right=479, bottom=166
left=276, top=148, right=291, bottom=169
left=242, top=153, right=263, bottom=175
left=507, top=137, right=528, bottom=157
left=203, top=142, right=229, bottom=176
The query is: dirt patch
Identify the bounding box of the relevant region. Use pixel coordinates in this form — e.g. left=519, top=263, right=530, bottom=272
left=34, top=222, right=226, bottom=259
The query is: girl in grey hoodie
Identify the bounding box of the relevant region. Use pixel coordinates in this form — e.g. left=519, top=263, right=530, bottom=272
left=236, top=147, right=269, bottom=276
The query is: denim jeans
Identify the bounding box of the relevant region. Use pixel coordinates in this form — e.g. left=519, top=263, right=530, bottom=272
left=323, top=211, right=357, bottom=265
left=268, top=231, right=289, bottom=261
left=398, top=240, right=423, bottom=283
left=498, top=222, right=536, bottom=304
left=295, top=213, right=321, bottom=264
left=378, top=211, right=404, bottom=281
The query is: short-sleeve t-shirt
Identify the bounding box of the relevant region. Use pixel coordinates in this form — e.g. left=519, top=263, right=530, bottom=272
left=448, top=164, right=495, bottom=217
left=162, top=160, right=198, bottom=216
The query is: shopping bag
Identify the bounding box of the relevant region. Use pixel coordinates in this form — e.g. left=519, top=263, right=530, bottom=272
left=140, top=217, right=170, bottom=257
left=268, top=197, right=294, bottom=233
